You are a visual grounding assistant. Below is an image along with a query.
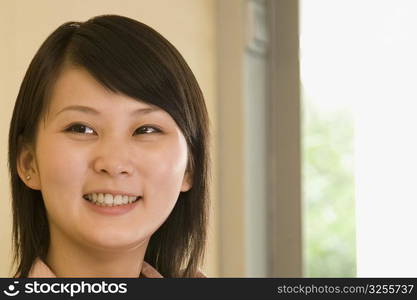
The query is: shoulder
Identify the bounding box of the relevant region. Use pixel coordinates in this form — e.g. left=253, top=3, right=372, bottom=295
left=141, top=261, right=207, bottom=278
left=194, top=270, right=207, bottom=278
left=27, top=258, right=56, bottom=278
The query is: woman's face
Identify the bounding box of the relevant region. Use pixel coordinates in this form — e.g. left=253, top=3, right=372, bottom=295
left=22, top=67, right=191, bottom=252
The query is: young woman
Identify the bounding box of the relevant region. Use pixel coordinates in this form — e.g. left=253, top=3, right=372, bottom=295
left=8, top=15, right=210, bottom=278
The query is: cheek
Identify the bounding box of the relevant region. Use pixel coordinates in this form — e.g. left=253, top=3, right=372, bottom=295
left=141, top=139, right=188, bottom=203
left=36, top=137, right=88, bottom=203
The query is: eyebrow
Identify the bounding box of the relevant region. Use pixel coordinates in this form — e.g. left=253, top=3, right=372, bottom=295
left=55, top=105, right=160, bottom=117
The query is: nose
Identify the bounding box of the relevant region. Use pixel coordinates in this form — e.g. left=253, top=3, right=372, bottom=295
left=92, top=138, right=134, bottom=177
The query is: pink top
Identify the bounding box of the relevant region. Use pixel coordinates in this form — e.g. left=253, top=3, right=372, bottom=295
left=27, top=258, right=205, bottom=278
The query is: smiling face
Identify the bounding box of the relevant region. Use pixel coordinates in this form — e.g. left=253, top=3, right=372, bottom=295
left=18, top=67, right=191, bottom=254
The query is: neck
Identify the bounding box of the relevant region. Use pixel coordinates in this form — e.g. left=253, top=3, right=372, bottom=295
left=45, top=228, right=149, bottom=277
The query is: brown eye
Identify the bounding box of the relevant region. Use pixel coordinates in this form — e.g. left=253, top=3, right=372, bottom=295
left=65, top=124, right=96, bottom=135
left=134, top=126, right=161, bottom=135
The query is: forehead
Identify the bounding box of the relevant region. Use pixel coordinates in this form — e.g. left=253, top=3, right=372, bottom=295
left=46, top=67, right=157, bottom=117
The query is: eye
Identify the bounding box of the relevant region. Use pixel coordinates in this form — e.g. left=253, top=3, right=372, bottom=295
left=134, top=125, right=161, bottom=135
left=65, top=124, right=96, bottom=135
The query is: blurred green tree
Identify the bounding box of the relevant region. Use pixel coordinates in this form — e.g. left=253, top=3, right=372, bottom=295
left=302, top=89, right=356, bottom=277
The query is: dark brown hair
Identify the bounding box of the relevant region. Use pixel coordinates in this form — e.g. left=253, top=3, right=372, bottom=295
left=8, top=15, right=210, bottom=278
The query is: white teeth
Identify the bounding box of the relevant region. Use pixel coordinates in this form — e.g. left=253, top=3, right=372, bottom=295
left=84, top=193, right=139, bottom=207
left=114, top=195, right=123, bottom=205
left=98, top=193, right=104, bottom=204
left=104, top=194, right=113, bottom=205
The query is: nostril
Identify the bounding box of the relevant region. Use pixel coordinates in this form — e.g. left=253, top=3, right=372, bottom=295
left=98, top=168, right=131, bottom=176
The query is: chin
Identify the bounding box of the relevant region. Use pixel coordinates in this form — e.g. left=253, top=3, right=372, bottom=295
left=84, top=230, right=149, bottom=252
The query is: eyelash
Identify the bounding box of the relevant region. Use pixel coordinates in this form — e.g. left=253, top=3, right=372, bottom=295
left=64, top=123, right=162, bottom=136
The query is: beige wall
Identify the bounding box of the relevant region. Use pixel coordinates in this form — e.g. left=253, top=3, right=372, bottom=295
left=0, top=0, right=219, bottom=277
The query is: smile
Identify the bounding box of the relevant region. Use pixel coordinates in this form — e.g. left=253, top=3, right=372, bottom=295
left=83, top=193, right=141, bottom=207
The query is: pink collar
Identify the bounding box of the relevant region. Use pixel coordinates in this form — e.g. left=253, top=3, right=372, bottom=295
left=28, top=258, right=163, bottom=278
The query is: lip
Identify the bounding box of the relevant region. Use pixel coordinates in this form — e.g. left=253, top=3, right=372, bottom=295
left=83, top=196, right=141, bottom=216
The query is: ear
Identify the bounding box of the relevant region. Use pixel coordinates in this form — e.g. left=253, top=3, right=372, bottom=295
left=180, top=170, right=192, bottom=192
left=17, top=144, right=41, bottom=190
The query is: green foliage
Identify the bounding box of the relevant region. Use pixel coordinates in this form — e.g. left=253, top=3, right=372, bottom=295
left=302, top=91, right=357, bottom=277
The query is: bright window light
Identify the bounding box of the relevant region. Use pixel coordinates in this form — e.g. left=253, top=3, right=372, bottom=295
left=301, top=0, right=417, bottom=277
